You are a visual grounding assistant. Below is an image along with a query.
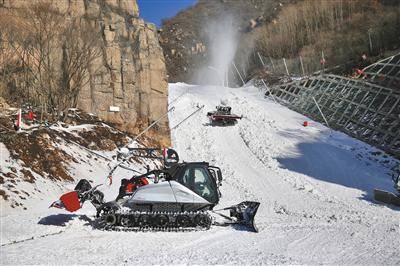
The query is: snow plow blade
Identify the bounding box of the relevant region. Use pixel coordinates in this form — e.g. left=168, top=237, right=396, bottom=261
left=374, top=189, right=400, bottom=207
left=223, top=201, right=260, bottom=232
left=50, top=179, right=105, bottom=212
left=49, top=191, right=81, bottom=212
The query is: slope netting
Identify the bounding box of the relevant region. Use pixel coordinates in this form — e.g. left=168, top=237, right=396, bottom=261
left=361, top=53, right=400, bottom=89
left=270, top=54, right=400, bottom=158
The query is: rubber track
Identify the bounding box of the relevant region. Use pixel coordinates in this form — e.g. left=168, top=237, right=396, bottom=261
left=96, top=210, right=212, bottom=232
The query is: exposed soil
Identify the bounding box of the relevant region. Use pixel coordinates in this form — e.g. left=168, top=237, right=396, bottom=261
left=0, top=110, right=133, bottom=184
left=0, top=189, right=9, bottom=200
left=77, top=126, right=129, bottom=151
left=2, top=129, right=74, bottom=181
left=0, top=108, right=171, bottom=209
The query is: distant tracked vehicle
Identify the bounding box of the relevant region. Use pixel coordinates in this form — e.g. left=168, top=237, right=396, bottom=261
left=207, top=106, right=242, bottom=126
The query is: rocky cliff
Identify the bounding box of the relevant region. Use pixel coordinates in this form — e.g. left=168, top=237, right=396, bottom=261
left=1, top=0, right=169, bottom=139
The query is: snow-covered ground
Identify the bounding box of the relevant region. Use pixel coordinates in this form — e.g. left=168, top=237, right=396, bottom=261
left=1, top=83, right=399, bottom=265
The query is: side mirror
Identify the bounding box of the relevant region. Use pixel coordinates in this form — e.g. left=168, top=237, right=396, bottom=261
left=208, top=166, right=223, bottom=186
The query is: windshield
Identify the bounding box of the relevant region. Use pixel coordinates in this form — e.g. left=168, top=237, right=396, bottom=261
left=181, top=166, right=218, bottom=203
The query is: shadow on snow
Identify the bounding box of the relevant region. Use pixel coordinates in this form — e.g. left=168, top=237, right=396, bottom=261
left=38, top=214, right=92, bottom=226
left=275, top=139, right=398, bottom=208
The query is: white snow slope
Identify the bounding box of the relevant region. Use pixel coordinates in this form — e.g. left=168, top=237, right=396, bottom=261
left=1, top=83, right=400, bottom=265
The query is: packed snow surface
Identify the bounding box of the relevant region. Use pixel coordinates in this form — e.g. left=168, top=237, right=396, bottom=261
left=1, top=83, right=399, bottom=265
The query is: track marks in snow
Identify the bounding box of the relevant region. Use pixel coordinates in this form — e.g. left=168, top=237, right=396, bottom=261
left=168, top=83, right=400, bottom=264
left=2, top=83, right=400, bottom=265
left=1, top=230, right=65, bottom=247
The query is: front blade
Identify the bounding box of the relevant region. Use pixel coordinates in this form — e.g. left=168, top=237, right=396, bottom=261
left=228, top=201, right=260, bottom=232
left=58, top=191, right=82, bottom=212
left=374, top=189, right=400, bottom=207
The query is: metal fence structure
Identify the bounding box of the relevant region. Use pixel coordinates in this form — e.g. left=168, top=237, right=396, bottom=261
left=256, top=52, right=324, bottom=77
left=269, top=53, right=400, bottom=158
left=360, top=53, right=400, bottom=89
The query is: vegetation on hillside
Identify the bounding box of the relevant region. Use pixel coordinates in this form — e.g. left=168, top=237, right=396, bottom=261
left=257, top=0, right=400, bottom=74
left=160, top=0, right=296, bottom=83
left=160, top=0, right=399, bottom=83
left=0, top=2, right=101, bottom=119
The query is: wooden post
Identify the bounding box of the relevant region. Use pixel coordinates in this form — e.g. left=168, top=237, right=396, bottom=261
left=283, top=58, right=289, bottom=76
left=312, top=96, right=330, bottom=129
left=16, top=108, right=22, bottom=131
left=300, top=56, right=305, bottom=76
left=44, top=102, right=47, bottom=122
left=261, top=79, right=277, bottom=103
left=257, top=52, right=266, bottom=68
left=269, top=56, right=276, bottom=71
left=40, top=100, right=44, bottom=124
left=368, top=29, right=373, bottom=54
left=232, top=61, right=245, bottom=86
left=321, top=51, right=326, bottom=73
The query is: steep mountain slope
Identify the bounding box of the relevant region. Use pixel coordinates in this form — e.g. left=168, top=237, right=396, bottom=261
left=160, top=0, right=296, bottom=83
left=1, top=83, right=399, bottom=264
left=160, top=0, right=400, bottom=83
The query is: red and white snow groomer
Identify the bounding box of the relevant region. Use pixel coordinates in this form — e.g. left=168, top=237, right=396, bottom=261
left=207, top=106, right=242, bottom=126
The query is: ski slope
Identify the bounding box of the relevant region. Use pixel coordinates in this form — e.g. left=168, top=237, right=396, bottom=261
left=1, top=83, right=400, bottom=265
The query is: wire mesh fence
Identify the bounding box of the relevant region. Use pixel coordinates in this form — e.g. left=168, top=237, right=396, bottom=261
left=269, top=70, right=400, bottom=158
left=255, top=52, right=327, bottom=77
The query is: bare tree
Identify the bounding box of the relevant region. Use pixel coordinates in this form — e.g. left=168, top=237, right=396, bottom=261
left=57, top=18, right=102, bottom=119
left=257, top=0, right=400, bottom=73
left=0, top=2, right=102, bottom=119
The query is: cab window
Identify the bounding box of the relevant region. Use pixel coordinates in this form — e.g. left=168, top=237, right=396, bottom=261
left=181, top=166, right=218, bottom=203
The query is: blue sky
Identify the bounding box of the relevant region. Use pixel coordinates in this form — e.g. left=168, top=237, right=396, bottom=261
left=137, top=0, right=197, bottom=27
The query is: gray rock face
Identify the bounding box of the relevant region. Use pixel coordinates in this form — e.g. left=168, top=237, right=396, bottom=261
left=2, top=0, right=169, bottom=136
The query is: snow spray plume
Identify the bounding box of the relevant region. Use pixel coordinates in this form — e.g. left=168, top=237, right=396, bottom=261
left=193, top=14, right=238, bottom=87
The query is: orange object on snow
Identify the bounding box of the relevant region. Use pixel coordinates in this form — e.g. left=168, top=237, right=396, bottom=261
left=60, top=191, right=81, bottom=212
left=303, top=121, right=309, bottom=127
